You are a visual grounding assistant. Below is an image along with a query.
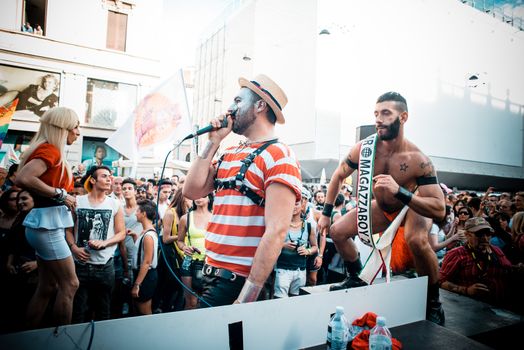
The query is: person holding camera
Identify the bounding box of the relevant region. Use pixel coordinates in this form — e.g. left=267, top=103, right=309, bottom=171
left=273, top=200, right=318, bottom=298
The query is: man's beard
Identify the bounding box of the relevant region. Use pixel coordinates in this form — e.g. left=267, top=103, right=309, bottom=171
left=378, top=116, right=401, bottom=141
left=232, top=109, right=256, bottom=135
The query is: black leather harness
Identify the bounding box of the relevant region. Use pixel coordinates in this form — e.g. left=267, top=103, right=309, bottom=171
left=213, top=139, right=278, bottom=207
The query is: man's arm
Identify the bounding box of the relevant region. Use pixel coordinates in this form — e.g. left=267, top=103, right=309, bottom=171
left=235, top=183, right=296, bottom=303
left=317, top=145, right=359, bottom=235
left=408, top=156, right=445, bottom=219
left=162, top=209, right=177, bottom=245
left=440, top=281, right=490, bottom=297
left=119, top=240, right=129, bottom=277
left=66, top=218, right=90, bottom=263
left=183, top=115, right=233, bottom=200
left=374, top=156, right=445, bottom=220
left=183, top=140, right=219, bottom=199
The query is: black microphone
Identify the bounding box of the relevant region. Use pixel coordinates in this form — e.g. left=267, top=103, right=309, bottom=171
left=193, top=117, right=229, bottom=137
left=183, top=106, right=237, bottom=141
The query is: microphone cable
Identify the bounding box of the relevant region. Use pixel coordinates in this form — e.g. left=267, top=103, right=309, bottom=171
left=154, top=137, right=213, bottom=308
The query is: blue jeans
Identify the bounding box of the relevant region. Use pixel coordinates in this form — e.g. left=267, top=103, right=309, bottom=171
left=72, top=259, right=115, bottom=323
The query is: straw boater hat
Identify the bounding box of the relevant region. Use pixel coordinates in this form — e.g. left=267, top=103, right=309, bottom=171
left=238, top=74, right=288, bottom=124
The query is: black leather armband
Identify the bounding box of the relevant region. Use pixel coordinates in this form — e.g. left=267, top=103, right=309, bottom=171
left=322, top=203, right=334, bottom=217
left=345, top=157, right=358, bottom=170
left=394, top=186, right=413, bottom=205
left=416, top=176, right=438, bottom=186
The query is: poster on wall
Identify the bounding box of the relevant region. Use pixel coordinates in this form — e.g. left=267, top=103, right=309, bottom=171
left=0, top=64, right=61, bottom=118
left=81, top=137, right=120, bottom=175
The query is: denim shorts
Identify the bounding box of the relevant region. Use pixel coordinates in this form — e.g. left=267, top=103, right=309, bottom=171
left=25, top=227, right=71, bottom=261
left=273, top=268, right=306, bottom=298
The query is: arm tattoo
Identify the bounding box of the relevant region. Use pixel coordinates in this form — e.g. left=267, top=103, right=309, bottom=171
left=400, top=163, right=408, bottom=172
left=419, top=160, right=436, bottom=177
left=199, top=141, right=215, bottom=159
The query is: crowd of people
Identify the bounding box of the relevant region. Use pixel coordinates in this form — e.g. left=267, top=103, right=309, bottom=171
left=0, top=76, right=523, bottom=336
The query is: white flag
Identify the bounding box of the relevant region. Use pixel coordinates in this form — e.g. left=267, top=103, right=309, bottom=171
left=106, top=69, right=191, bottom=160
left=320, top=168, right=327, bottom=185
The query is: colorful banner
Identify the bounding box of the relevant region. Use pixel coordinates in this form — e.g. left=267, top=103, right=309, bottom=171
left=0, top=99, right=18, bottom=148
left=106, top=69, right=191, bottom=160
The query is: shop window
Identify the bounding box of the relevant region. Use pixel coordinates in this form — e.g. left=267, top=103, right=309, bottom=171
left=85, top=78, right=137, bottom=129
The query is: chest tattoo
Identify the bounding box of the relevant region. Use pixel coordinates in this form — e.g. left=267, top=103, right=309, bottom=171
left=400, top=163, right=408, bottom=172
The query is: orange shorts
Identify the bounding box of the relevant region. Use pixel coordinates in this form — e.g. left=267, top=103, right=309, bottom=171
left=383, top=211, right=415, bottom=273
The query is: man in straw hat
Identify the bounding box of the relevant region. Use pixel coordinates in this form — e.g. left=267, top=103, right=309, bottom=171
left=317, top=92, right=446, bottom=325
left=184, top=74, right=302, bottom=306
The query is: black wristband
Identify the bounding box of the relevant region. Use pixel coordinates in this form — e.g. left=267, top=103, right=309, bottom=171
left=394, top=186, right=413, bottom=205
left=322, top=203, right=334, bottom=217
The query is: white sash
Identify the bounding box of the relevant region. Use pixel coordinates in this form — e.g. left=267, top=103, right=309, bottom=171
left=359, top=206, right=408, bottom=284
left=355, top=133, right=406, bottom=284
left=356, top=134, right=377, bottom=247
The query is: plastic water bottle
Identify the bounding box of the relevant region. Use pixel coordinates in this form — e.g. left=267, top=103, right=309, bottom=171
left=369, top=316, right=392, bottom=350
left=182, top=255, right=192, bottom=270
left=122, top=303, right=129, bottom=316
left=327, top=306, right=349, bottom=350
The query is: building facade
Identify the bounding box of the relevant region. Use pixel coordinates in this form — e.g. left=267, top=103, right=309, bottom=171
left=192, top=0, right=524, bottom=190
left=0, top=0, right=162, bottom=176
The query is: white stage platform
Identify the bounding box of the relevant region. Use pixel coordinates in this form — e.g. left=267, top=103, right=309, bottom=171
left=0, top=277, right=428, bottom=350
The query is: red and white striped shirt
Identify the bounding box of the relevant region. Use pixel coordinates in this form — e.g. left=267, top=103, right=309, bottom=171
left=205, top=141, right=302, bottom=276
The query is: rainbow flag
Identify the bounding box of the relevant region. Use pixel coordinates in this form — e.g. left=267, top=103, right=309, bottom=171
left=0, top=99, right=18, bottom=148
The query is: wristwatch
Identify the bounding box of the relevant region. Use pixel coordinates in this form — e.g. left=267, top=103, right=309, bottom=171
left=53, top=188, right=67, bottom=202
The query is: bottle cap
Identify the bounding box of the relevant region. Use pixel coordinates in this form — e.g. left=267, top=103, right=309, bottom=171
left=376, top=316, right=386, bottom=326
left=336, top=306, right=344, bottom=314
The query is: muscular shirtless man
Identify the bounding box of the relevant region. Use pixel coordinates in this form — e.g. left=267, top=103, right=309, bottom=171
left=317, top=92, right=446, bottom=325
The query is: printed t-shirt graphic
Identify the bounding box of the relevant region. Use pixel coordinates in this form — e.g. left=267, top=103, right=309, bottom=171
left=76, top=209, right=113, bottom=245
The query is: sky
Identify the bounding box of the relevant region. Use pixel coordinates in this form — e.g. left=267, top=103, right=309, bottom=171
left=160, top=0, right=232, bottom=74
left=159, top=0, right=524, bottom=74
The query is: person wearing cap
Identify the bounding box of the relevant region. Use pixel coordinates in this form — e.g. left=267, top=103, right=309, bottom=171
left=183, top=74, right=301, bottom=307
left=65, top=165, right=125, bottom=323
left=439, top=217, right=514, bottom=306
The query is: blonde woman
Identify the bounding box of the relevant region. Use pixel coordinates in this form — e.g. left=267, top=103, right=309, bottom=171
left=15, top=107, right=80, bottom=327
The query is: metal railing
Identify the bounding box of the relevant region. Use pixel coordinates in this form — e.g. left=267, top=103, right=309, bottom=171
left=460, top=0, right=524, bottom=31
